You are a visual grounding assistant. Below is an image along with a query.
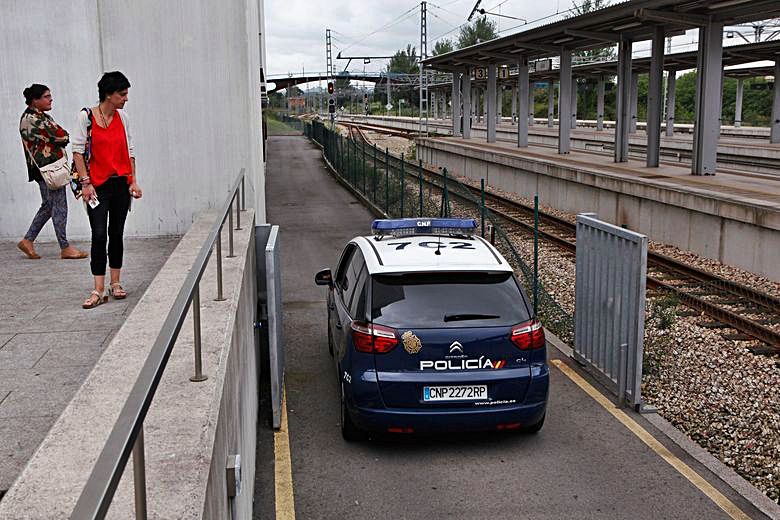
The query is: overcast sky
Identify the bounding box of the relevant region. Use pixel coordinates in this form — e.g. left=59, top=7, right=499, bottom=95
left=264, top=0, right=760, bottom=84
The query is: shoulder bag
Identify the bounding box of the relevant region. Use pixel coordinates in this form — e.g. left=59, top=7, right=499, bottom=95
left=70, top=107, right=93, bottom=199
left=24, top=143, right=70, bottom=190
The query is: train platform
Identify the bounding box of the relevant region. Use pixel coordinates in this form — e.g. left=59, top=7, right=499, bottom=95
left=415, top=134, right=780, bottom=282
left=0, top=237, right=178, bottom=496
left=254, top=133, right=775, bottom=519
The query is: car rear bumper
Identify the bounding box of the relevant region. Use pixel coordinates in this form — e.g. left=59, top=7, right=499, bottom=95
left=349, top=400, right=547, bottom=433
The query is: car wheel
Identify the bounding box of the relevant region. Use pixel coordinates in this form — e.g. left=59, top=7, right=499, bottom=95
left=520, top=413, right=545, bottom=434
left=340, top=383, right=366, bottom=442
left=327, top=323, right=334, bottom=357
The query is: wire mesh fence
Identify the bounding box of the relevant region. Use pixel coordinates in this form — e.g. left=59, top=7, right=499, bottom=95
left=305, top=120, right=575, bottom=343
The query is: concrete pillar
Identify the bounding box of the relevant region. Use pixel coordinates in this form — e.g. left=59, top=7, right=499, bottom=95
left=473, top=88, right=479, bottom=123
left=511, top=86, right=518, bottom=124
left=692, top=22, right=724, bottom=175
left=596, top=75, right=605, bottom=131
left=571, top=78, right=578, bottom=129
left=615, top=37, right=633, bottom=162
left=734, top=78, right=743, bottom=128
left=548, top=81, right=555, bottom=127
left=518, top=57, right=529, bottom=148
left=482, top=87, right=488, bottom=124
left=529, top=84, right=535, bottom=126
left=432, top=91, right=438, bottom=119
left=462, top=69, right=472, bottom=139
left=452, top=72, right=462, bottom=137
left=558, top=50, right=572, bottom=154
left=497, top=85, right=503, bottom=122
left=771, top=61, right=780, bottom=143
left=487, top=64, right=497, bottom=143
left=629, top=72, right=639, bottom=134
left=666, top=70, right=676, bottom=137
left=646, top=25, right=665, bottom=168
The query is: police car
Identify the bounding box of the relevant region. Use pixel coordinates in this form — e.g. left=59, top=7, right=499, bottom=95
left=314, top=218, right=549, bottom=440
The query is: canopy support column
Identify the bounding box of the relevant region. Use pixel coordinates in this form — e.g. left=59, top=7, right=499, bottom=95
left=771, top=61, right=780, bottom=143
left=462, top=69, right=472, bottom=139
left=452, top=72, right=462, bottom=137
left=734, top=78, right=743, bottom=128
left=647, top=25, right=665, bottom=168
left=558, top=50, right=572, bottom=154
left=665, top=70, right=676, bottom=137
left=615, top=37, right=633, bottom=162
left=597, top=75, right=605, bottom=131
left=518, top=57, right=529, bottom=148
left=548, top=81, right=555, bottom=127
left=487, top=64, right=497, bottom=143
left=629, top=72, right=638, bottom=134
left=692, top=22, right=724, bottom=175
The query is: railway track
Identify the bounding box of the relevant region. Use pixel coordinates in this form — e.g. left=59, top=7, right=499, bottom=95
left=343, top=118, right=780, bottom=177
left=342, top=123, right=780, bottom=354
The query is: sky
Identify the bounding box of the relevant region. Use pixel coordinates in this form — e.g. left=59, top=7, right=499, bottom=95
left=263, top=0, right=770, bottom=86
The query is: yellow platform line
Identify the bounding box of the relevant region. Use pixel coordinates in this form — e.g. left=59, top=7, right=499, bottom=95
left=274, top=386, right=296, bottom=520
left=551, top=359, right=750, bottom=520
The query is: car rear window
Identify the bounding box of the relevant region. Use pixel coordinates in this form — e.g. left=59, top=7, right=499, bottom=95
left=371, top=272, right=530, bottom=328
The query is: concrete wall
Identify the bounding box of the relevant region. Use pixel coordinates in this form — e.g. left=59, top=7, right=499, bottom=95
left=0, top=0, right=266, bottom=241
left=0, top=210, right=259, bottom=519
left=418, top=139, right=780, bottom=282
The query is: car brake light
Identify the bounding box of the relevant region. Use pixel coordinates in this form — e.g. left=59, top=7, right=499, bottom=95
left=351, top=322, right=398, bottom=353
left=510, top=319, right=545, bottom=350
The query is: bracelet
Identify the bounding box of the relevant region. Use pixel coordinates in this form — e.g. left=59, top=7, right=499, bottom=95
left=79, top=176, right=91, bottom=186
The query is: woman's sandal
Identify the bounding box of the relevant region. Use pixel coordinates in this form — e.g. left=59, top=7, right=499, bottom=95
left=109, top=282, right=128, bottom=300
left=82, top=290, right=107, bottom=309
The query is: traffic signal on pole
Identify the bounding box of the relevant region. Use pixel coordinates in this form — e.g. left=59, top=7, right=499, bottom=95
left=327, top=82, right=334, bottom=94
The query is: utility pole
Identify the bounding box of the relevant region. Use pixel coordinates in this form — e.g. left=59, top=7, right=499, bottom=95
left=419, top=1, right=429, bottom=135
left=326, top=29, right=334, bottom=126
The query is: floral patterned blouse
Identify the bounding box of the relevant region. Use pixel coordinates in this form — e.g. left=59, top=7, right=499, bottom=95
left=19, top=107, right=70, bottom=182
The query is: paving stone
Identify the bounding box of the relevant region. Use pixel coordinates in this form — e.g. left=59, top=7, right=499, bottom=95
left=0, top=238, right=179, bottom=490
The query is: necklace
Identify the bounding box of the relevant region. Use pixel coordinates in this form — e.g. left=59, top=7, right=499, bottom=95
left=98, top=105, right=112, bottom=128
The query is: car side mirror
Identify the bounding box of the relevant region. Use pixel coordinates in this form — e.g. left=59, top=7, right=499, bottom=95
left=315, top=268, right=333, bottom=287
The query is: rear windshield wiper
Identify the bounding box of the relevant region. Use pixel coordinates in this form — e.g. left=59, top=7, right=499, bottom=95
left=443, top=313, right=501, bottom=322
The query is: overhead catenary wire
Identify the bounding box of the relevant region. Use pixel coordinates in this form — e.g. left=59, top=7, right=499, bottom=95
left=339, top=3, right=422, bottom=54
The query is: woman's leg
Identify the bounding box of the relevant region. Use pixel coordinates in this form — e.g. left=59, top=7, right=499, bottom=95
left=107, top=179, right=132, bottom=276
left=48, top=186, right=70, bottom=249
left=87, top=188, right=110, bottom=291
left=23, top=180, right=52, bottom=243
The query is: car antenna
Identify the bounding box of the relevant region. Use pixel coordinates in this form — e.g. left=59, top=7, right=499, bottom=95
left=435, top=233, right=442, bottom=255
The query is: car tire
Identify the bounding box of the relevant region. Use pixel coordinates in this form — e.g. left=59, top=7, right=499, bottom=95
left=520, top=413, right=545, bottom=434
left=340, top=383, right=366, bottom=442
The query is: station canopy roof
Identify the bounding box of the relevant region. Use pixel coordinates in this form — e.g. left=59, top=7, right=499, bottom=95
left=423, top=0, right=780, bottom=71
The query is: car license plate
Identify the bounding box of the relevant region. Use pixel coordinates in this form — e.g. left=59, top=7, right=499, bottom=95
left=423, top=385, right=487, bottom=402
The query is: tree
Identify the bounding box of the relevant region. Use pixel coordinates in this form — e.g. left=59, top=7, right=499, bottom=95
left=569, top=1, right=615, bottom=63
left=388, top=44, right=419, bottom=74
left=457, top=17, right=498, bottom=49
left=432, top=39, right=454, bottom=56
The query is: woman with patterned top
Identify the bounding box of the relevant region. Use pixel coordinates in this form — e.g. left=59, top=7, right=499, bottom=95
left=72, top=71, right=143, bottom=309
left=18, top=84, right=88, bottom=260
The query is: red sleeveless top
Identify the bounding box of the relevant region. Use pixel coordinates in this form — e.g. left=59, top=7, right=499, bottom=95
left=89, top=113, right=133, bottom=187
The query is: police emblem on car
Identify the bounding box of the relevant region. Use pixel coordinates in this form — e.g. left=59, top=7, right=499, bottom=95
left=402, top=330, right=422, bottom=354
left=315, top=217, right=549, bottom=440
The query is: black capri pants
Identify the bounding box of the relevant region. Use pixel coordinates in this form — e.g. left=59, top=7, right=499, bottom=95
left=86, top=176, right=131, bottom=276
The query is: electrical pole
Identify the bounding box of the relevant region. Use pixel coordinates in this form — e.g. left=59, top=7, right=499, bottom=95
left=326, top=29, right=334, bottom=126
left=419, top=1, right=429, bottom=135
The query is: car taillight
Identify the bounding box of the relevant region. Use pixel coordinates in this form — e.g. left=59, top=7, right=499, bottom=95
left=510, top=319, right=545, bottom=350
left=351, top=322, right=398, bottom=353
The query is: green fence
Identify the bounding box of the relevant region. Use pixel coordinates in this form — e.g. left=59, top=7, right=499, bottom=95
left=305, top=120, right=574, bottom=344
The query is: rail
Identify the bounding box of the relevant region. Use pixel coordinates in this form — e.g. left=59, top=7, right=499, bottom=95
left=70, top=169, right=248, bottom=519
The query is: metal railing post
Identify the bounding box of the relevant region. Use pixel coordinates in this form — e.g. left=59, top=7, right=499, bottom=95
left=400, top=153, right=405, bottom=217
left=481, top=178, right=486, bottom=238
left=133, top=427, right=148, bottom=520
left=240, top=176, right=246, bottom=211
left=235, top=193, right=242, bottom=230
left=215, top=227, right=225, bottom=301
left=373, top=143, right=377, bottom=203
left=418, top=160, right=424, bottom=217
left=227, top=200, right=235, bottom=258
left=190, top=284, right=208, bottom=382
left=385, top=148, right=390, bottom=212
left=617, top=343, right=628, bottom=407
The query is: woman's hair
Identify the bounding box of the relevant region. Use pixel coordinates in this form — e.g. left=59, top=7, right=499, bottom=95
left=98, top=71, right=131, bottom=101
left=23, top=84, right=49, bottom=105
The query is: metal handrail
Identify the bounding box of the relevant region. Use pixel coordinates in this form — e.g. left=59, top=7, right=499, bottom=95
left=71, top=169, right=247, bottom=519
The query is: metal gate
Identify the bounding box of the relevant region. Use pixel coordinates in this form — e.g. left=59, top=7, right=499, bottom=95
left=574, top=213, right=647, bottom=407
left=256, top=225, right=284, bottom=429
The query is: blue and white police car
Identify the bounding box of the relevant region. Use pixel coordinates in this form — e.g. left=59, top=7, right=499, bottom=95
left=314, top=218, right=549, bottom=440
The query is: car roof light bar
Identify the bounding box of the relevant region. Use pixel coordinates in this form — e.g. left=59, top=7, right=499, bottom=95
left=371, top=218, right=478, bottom=238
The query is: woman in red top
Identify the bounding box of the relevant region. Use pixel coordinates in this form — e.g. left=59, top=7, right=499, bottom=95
left=73, top=71, right=143, bottom=309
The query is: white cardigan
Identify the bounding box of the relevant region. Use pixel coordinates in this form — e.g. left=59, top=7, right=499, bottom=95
left=71, top=108, right=135, bottom=158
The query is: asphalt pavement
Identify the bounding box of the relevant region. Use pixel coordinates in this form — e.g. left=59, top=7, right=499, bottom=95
left=255, top=133, right=768, bottom=520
